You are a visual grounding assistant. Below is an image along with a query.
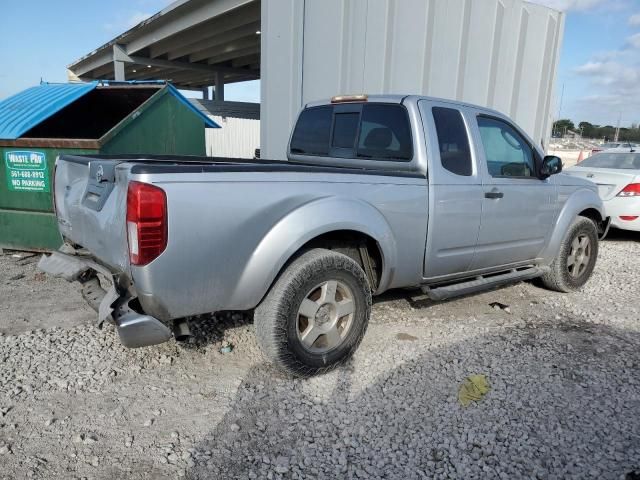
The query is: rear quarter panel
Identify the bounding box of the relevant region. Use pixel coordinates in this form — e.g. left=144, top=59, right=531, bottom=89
left=131, top=171, right=428, bottom=320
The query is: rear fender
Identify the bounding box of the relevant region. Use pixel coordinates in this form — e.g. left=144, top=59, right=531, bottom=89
left=228, top=197, right=397, bottom=306
left=540, top=188, right=605, bottom=263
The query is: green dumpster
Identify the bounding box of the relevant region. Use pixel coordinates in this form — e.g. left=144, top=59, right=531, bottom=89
left=0, top=81, right=219, bottom=251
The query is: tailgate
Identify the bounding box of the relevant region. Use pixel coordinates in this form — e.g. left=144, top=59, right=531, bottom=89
left=54, top=155, right=130, bottom=273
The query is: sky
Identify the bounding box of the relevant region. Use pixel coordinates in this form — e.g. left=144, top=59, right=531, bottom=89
left=1, top=0, right=639, bottom=127
left=530, top=0, right=640, bottom=127
left=0, top=0, right=259, bottom=102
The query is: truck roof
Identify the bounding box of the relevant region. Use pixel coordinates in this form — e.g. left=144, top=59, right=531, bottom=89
left=305, top=94, right=505, bottom=119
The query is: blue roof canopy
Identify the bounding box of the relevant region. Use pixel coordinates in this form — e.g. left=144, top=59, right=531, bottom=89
left=0, top=81, right=219, bottom=140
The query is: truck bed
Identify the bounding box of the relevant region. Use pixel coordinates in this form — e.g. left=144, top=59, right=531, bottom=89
left=59, top=154, right=424, bottom=177
left=53, top=153, right=428, bottom=320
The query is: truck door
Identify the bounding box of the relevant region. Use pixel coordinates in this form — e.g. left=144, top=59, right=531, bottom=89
left=419, top=100, right=483, bottom=278
left=469, top=113, right=556, bottom=270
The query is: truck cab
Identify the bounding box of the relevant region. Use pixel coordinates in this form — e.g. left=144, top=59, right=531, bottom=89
left=289, top=95, right=603, bottom=281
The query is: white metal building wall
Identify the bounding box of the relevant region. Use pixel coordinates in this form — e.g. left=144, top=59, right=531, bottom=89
left=206, top=116, right=261, bottom=158
left=261, top=0, right=564, bottom=160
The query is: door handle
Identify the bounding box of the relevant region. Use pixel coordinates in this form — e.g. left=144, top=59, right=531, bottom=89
left=485, top=190, right=504, bottom=199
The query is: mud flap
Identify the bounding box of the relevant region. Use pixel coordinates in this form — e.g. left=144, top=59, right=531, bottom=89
left=599, top=217, right=612, bottom=241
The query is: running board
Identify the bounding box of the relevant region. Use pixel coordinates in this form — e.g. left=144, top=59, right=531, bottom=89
left=421, top=267, right=544, bottom=301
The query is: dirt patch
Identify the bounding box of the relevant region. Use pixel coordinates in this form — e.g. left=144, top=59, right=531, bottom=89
left=0, top=251, right=94, bottom=335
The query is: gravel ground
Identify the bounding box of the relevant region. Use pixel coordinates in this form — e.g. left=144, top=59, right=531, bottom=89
left=0, top=252, right=93, bottom=335
left=0, top=231, right=639, bottom=479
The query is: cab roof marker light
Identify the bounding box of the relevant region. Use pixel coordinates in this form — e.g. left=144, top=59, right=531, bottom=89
left=331, top=94, right=368, bottom=103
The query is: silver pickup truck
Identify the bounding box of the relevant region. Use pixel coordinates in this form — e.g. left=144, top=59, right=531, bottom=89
left=40, top=94, right=606, bottom=376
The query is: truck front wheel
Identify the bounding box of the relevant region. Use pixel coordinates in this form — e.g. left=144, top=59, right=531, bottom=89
left=540, top=216, right=599, bottom=293
left=254, top=249, right=372, bottom=377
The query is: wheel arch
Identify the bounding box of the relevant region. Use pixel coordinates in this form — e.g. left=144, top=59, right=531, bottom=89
left=228, top=197, right=397, bottom=309
left=540, top=188, right=605, bottom=264
left=578, top=206, right=602, bottom=223
left=577, top=207, right=610, bottom=237
left=293, top=229, right=384, bottom=290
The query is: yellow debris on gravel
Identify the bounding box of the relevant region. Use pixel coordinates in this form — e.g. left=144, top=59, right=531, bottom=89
left=458, top=374, right=490, bottom=407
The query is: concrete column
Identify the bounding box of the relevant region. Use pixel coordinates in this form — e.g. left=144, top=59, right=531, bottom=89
left=201, top=86, right=210, bottom=100
left=214, top=72, right=225, bottom=101
left=260, top=0, right=305, bottom=160
left=114, top=61, right=125, bottom=81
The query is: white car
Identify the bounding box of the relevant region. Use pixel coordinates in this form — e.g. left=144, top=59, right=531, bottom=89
left=591, top=142, right=639, bottom=155
left=567, top=151, right=640, bottom=232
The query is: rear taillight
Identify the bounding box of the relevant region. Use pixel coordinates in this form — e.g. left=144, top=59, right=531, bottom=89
left=620, top=216, right=639, bottom=221
left=126, top=181, right=167, bottom=266
left=617, top=183, right=640, bottom=197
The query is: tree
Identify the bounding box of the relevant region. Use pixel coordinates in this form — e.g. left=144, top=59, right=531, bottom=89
left=553, top=119, right=574, bottom=135
left=578, top=121, right=595, bottom=138
left=565, top=121, right=640, bottom=142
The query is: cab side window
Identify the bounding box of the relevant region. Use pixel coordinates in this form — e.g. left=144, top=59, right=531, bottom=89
left=357, top=105, right=413, bottom=160
left=432, top=107, right=472, bottom=176
left=477, top=116, right=536, bottom=178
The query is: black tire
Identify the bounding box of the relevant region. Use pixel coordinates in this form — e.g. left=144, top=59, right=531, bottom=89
left=540, top=216, right=599, bottom=293
left=254, top=249, right=372, bottom=377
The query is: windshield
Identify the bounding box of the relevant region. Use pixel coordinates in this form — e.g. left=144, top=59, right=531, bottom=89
left=578, top=152, right=640, bottom=170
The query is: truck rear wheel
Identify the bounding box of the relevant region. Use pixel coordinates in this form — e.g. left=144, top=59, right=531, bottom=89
left=254, top=249, right=371, bottom=377
left=540, top=216, right=598, bottom=293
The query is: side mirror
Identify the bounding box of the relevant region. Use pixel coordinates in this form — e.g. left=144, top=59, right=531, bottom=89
left=540, top=155, right=563, bottom=179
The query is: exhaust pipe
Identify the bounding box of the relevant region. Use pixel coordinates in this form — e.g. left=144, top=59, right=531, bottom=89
left=173, top=318, right=192, bottom=342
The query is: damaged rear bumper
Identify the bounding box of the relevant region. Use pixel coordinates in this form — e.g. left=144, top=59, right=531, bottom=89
left=38, top=251, right=172, bottom=348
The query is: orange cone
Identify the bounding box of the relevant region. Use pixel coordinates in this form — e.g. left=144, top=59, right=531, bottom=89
left=577, top=151, right=584, bottom=163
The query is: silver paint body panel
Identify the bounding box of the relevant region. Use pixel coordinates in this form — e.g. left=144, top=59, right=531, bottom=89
left=52, top=96, right=603, bottom=322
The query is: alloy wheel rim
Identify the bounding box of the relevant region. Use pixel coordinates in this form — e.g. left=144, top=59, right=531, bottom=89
left=296, top=280, right=355, bottom=354
left=567, top=234, right=591, bottom=278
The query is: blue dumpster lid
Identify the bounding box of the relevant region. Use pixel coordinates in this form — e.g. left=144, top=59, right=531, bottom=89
left=0, top=81, right=219, bottom=140
left=0, top=82, right=99, bottom=140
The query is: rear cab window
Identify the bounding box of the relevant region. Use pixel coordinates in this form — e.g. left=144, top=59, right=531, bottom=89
left=290, top=106, right=332, bottom=156
left=290, top=103, right=413, bottom=161
left=332, top=112, right=360, bottom=149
